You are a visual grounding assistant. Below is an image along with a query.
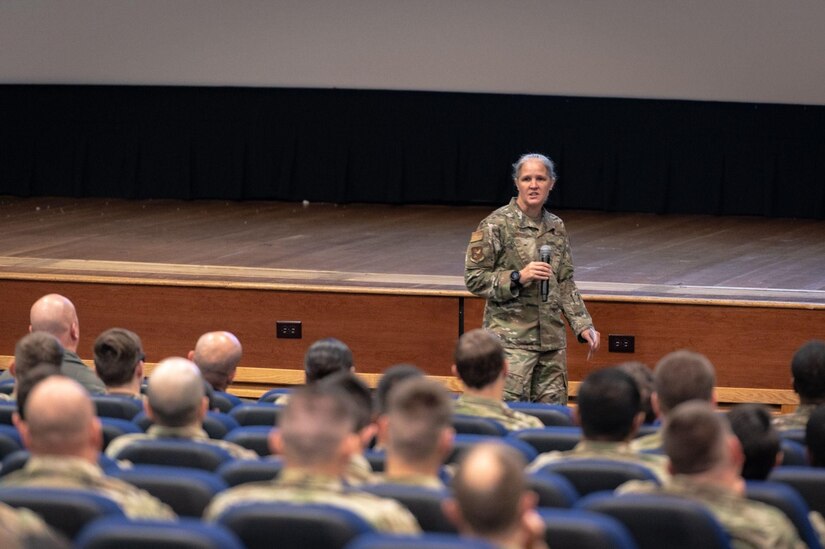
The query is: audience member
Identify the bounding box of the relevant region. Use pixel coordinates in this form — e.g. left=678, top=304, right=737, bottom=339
left=727, top=403, right=782, bottom=480
left=1, top=332, right=64, bottom=401
left=188, top=331, right=242, bottom=393
left=0, top=294, right=106, bottom=394
left=317, top=371, right=377, bottom=485
left=15, top=363, right=61, bottom=420
left=273, top=337, right=355, bottom=405
left=375, top=377, right=454, bottom=488
left=93, top=328, right=145, bottom=399
left=104, top=357, right=257, bottom=460
left=632, top=349, right=716, bottom=452
left=452, top=329, right=543, bottom=431
left=618, top=361, right=656, bottom=424
left=806, top=405, right=825, bottom=467
left=774, top=340, right=825, bottom=431
left=5, top=376, right=175, bottom=520
left=444, top=442, right=548, bottom=549
left=204, top=382, right=421, bottom=533
left=528, top=367, right=668, bottom=480
left=372, top=363, right=425, bottom=450
left=618, top=401, right=804, bottom=549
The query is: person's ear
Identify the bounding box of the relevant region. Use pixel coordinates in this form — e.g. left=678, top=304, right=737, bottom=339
left=187, top=350, right=195, bottom=362
left=135, top=361, right=144, bottom=382
left=442, top=499, right=463, bottom=530
left=451, top=364, right=458, bottom=378
left=269, top=429, right=283, bottom=455
left=90, top=417, right=103, bottom=451
left=376, top=415, right=390, bottom=446
left=8, top=359, right=15, bottom=379
left=631, top=411, right=645, bottom=435
left=13, top=413, right=30, bottom=449
left=198, top=396, right=209, bottom=418
left=519, top=489, right=539, bottom=515
left=359, top=423, right=378, bottom=449
left=728, top=434, right=745, bottom=470
left=145, top=401, right=157, bottom=422
left=651, top=393, right=661, bottom=418
left=439, top=427, right=456, bottom=460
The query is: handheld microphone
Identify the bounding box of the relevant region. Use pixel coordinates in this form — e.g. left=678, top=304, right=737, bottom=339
left=540, top=245, right=551, bottom=302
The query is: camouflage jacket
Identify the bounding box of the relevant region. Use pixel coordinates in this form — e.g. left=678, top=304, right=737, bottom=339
left=527, top=439, right=670, bottom=482
left=453, top=393, right=544, bottom=431
left=772, top=404, right=815, bottom=432
left=629, top=429, right=663, bottom=452
left=464, top=199, right=592, bottom=351
left=618, top=475, right=805, bottom=549
left=104, top=424, right=259, bottom=460
left=0, top=455, right=176, bottom=520
left=203, top=469, right=421, bottom=534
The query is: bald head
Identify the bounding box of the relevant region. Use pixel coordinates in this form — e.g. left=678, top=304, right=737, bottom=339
left=451, top=442, right=526, bottom=537
left=29, top=294, right=79, bottom=351
left=147, top=358, right=206, bottom=427
left=19, top=376, right=99, bottom=459
left=191, top=331, right=242, bottom=392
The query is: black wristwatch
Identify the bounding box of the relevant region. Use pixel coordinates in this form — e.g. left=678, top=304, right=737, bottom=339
left=510, top=270, right=522, bottom=289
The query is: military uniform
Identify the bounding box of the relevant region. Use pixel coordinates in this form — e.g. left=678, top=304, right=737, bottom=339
left=369, top=473, right=446, bottom=490
left=772, top=404, right=816, bottom=431
left=453, top=394, right=544, bottom=431
left=465, top=198, right=593, bottom=404
left=618, top=476, right=805, bottom=549
left=630, top=429, right=662, bottom=452
left=62, top=350, right=106, bottom=395
left=104, top=424, right=258, bottom=460
left=0, top=456, right=176, bottom=520
left=0, top=500, right=69, bottom=548
left=527, top=440, right=670, bottom=482
left=345, top=453, right=375, bottom=486
left=204, top=468, right=421, bottom=533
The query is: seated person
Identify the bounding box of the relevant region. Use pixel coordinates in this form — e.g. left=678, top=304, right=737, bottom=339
left=528, top=367, right=668, bottom=481
left=444, top=442, right=548, bottom=549
left=5, top=376, right=175, bottom=520
left=1, top=332, right=64, bottom=401
left=93, top=328, right=145, bottom=399
left=204, top=382, right=421, bottom=534
left=274, top=337, right=355, bottom=404
left=774, top=340, right=825, bottom=431
left=452, top=329, right=543, bottom=431
left=632, top=349, right=716, bottom=452
left=727, top=403, right=781, bottom=480
left=104, top=357, right=257, bottom=460
left=806, top=404, right=825, bottom=467
left=188, top=331, right=243, bottom=393
left=372, top=363, right=424, bottom=450
left=619, top=401, right=804, bottom=549
left=373, top=377, right=454, bottom=488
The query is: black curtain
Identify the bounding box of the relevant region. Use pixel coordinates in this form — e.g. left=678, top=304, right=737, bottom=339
left=1, top=85, right=823, bottom=218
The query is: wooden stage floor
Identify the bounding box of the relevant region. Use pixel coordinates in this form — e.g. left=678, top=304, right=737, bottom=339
left=1, top=196, right=824, bottom=305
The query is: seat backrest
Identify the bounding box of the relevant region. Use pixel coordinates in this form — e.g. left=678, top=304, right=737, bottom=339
left=0, top=401, right=17, bottom=425
left=451, top=415, right=507, bottom=436
left=780, top=439, right=808, bottom=466
left=223, top=425, right=272, bottom=457
left=360, top=483, right=454, bottom=533
left=0, top=486, right=125, bottom=539
left=506, top=402, right=574, bottom=427
left=110, top=464, right=228, bottom=517
left=779, top=429, right=806, bottom=446
left=0, top=425, right=22, bottom=459
left=91, top=395, right=143, bottom=420
left=258, top=387, right=292, bottom=404
left=99, top=417, right=142, bottom=450
left=229, top=404, right=283, bottom=427
left=507, top=427, right=582, bottom=454
left=746, top=480, right=823, bottom=549
left=0, top=449, right=29, bottom=478
left=109, top=439, right=234, bottom=471
left=344, top=532, right=497, bottom=549
left=538, top=507, right=638, bottom=549
left=364, top=449, right=386, bottom=472
left=75, top=516, right=245, bottom=549
left=770, top=466, right=825, bottom=516
left=216, top=501, right=374, bottom=549
left=527, top=470, right=580, bottom=508
left=213, top=391, right=243, bottom=412
left=535, top=459, right=659, bottom=496
left=131, top=411, right=239, bottom=439
left=578, top=492, right=731, bottom=549
left=447, top=434, right=538, bottom=465
left=0, top=379, right=14, bottom=395
left=216, top=458, right=284, bottom=487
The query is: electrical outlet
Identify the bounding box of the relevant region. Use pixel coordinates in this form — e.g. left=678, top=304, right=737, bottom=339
left=608, top=334, right=635, bottom=353
left=276, top=321, right=302, bottom=339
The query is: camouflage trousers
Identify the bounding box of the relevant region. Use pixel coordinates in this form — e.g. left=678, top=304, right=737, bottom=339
left=502, top=347, right=568, bottom=404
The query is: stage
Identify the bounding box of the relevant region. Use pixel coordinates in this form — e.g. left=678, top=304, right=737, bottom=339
left=1, top=196, right=823, bottom=409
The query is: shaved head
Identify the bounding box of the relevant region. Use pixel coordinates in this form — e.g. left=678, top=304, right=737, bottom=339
left=451, top=442, right=526, bottom=536
left=29, top=294, right=79, bottom=350
left=192, top=331, right=242, bottom=392
left=147, top=358, right=205, bottom=427
left=20, top=376, right=99, bottom=458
